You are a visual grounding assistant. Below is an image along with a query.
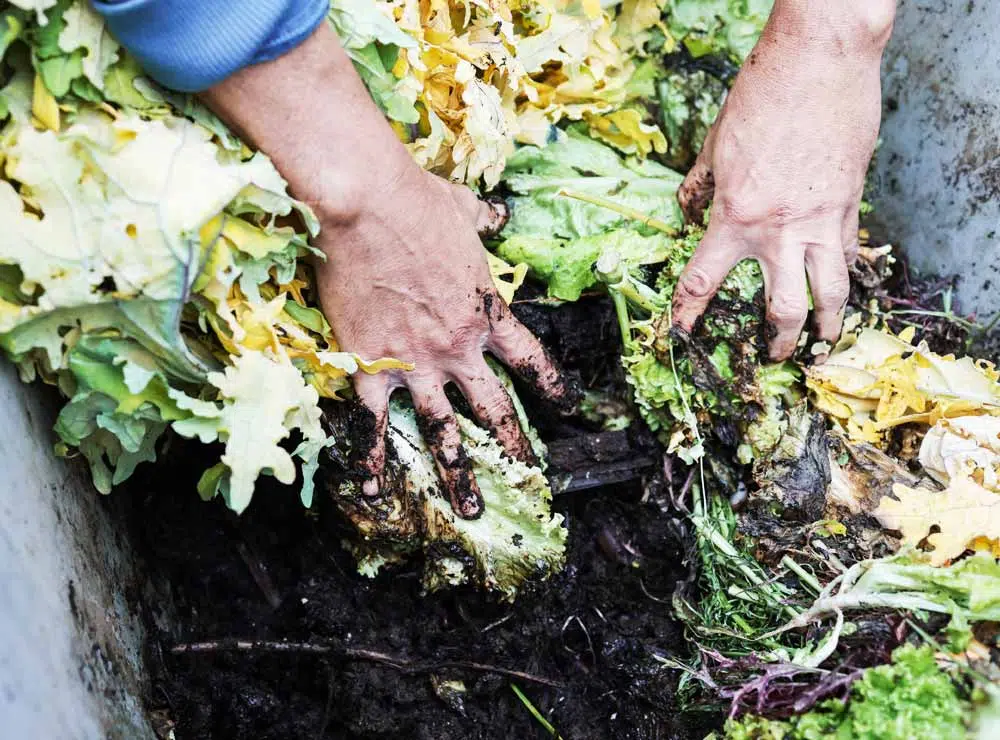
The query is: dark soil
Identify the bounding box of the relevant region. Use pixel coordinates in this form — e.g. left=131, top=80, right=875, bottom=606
left=127, top=294, right=716, bottom=740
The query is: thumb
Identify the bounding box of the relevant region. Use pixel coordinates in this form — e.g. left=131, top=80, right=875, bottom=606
left=677, top=130, right=716, bottom=225
left=671, top=220, right=743, bottom=333
left=447, top=183, right=510, bottom=238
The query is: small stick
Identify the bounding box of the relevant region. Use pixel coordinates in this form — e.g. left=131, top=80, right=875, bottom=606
left=235, top=543, right=282, bottom=610
left=170, top=639, right=562, bottom=688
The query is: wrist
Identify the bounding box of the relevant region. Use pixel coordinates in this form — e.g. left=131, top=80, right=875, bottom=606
left=769, top=0, right=896, bottom=56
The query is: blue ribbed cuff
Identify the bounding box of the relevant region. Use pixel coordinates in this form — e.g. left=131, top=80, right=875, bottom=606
left=91, top=0, right=329, bottom=92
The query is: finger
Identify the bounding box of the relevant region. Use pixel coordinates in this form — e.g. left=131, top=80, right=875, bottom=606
left=409, top=382, right=483, bottom=519
left=476, top=197, right=510, bottom=238
left=484, top=297, right=578, bottom=411
left=842, top=207, right=861, bottom=266
left=805, top=243, right=851, bottom=345
left=677, top=133, right=715, bottom=224
left=447, top=183, right=510, bottom=238
left=352, top=372, right=390, bottom=496
left=671, top=220, right=744, bottom=333
left=761, top=245, right=810, bottom=361
left=453, top=361, right=538, bottom=467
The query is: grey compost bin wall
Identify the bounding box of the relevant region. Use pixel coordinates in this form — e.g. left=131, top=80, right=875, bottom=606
left=872, top=0, right=1000, bottom=315
left=0, top=362, right=155, bottom=740
left=1, top=1, right=999, bottom=738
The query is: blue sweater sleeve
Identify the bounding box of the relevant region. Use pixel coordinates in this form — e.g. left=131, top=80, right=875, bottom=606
left=90, top=0, right=329, bottom=93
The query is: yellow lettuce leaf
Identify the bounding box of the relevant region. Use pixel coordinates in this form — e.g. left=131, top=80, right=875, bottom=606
left=585, top=108, right=667, bottom=157
left=876, top=476, right=1000, bottom=567
left=807, top=328, right=1000, bottom=445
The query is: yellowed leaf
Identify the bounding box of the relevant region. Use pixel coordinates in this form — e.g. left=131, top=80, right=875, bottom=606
left=876, top=476, right=1000, bottom=566
left=585, top=108, right=667, bottom=158
left=31, top=73, right=60, bottom=132
left=487, top=253, right=529, bottom=304
left=807, top=327, right=1000, bottom=446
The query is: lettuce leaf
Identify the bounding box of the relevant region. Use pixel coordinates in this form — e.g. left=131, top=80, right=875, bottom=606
left=336, top=372, right=565, bottom=601
left=667, top=0, right=773, bottom=62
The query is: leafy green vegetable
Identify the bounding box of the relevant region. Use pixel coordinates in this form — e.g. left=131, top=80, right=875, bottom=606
left=500, top=127, right=684, bottom=242
left=722, top=645, right=968, bottom=740
left=666, top=0, right=774, bottom=62
left=494, top=128, right=685, bottom=300
left=336, top=371, right=566, bottom=601
left=776, top=552, right=1000, bottom=634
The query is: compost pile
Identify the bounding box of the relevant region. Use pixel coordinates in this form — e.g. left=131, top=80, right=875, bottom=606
left=3, top=0, right=1000, bottom=737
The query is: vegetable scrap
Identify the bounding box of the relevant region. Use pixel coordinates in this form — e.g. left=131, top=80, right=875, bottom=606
left=2, top=0, right=1000, bottom=736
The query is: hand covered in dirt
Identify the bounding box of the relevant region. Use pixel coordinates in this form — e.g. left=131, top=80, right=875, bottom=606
left=203, top=24, right=574, bottom=519
left=672, top=0, right=896, bottom=360
left=315, top=165, right=575, bottom=518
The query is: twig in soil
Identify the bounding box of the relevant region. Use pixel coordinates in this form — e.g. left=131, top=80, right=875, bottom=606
left=235, top=542, right=282, bottom=609
left=169, top=640, right=563, bottom=688
left=481, top=614, right=513, bottom=633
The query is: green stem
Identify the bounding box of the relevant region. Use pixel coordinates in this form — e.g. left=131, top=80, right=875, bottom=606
left=511, top=684, right=562, bottom=739
left=609, top=289, right=633, bottom=351
left=781, top=555, right=822, bottom=595
left=558, top=189, right=678, bottom=235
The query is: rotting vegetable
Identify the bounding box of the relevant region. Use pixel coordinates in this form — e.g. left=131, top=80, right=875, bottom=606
left=4, top=0, right=1000, bottom=735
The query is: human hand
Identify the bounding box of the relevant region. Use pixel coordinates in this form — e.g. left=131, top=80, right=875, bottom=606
left=315, top=164, right=574, bottom=519
left=671, top=0, right=896, bottom=360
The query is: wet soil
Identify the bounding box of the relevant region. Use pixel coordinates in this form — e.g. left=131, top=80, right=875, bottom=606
left=129, top=294, right=716, bottom=740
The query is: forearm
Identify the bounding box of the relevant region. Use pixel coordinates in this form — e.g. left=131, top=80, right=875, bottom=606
left=200, top=23, right=412, bottom=223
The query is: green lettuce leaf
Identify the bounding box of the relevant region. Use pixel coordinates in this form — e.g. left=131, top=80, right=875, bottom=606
left=722, top=645, right=968, bottom=740
left=667, top=0, right=774, bottom=62
left=501, top=127, right=684, bottom=240
left=494, top=128, right=684, bottom=300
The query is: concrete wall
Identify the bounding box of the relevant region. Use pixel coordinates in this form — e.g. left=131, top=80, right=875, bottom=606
left=0, top=363, right=154, bottom=740
left=871, top=0, right=1000, bottom=317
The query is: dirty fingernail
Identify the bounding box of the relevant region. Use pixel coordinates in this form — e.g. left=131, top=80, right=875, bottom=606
left=362, top=478, right=380, bottom=497
left=458, top=492, right=483, bottom=520
left=480, top=197, right=511, bottom=237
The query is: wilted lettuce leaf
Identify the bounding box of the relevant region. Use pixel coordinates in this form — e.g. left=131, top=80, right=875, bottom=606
left=336, top=385, right=566, bottom=601
left=495, top=128, right=683, bottom=300
left=657, top=68, right=726, bottom=171
left=0, top=57, right=337, bottom=508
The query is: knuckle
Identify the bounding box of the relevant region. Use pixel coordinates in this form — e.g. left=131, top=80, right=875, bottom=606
left=677, top=267, right=716, bottom=300
left=816, top=278, right=851, bottom=310
left=478, top=388, right=512, bottom=420
left=449, top=323, right=487, bottom=352
left=768, top=301, right=808, bottom=327
left=714, top=194, right=757, bottom=227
